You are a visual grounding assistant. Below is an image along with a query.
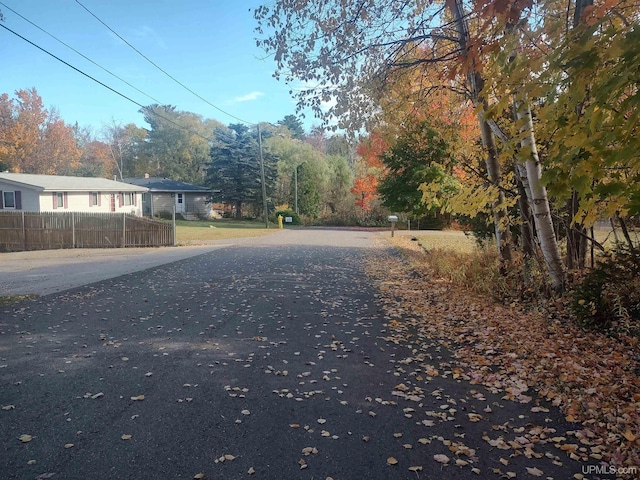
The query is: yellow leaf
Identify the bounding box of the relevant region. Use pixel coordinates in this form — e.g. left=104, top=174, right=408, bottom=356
left=248, top=467, right=255, bottom=475
left=622, top=430, right=636, bottom=442
left=526, top=467, right=544, bottom=476
left=387, top=457, right=398, bottom=465
left=19, top=434, right=33, bottom=443
left=121, top=434, right=132, bottom=440
left=409, top=466, right=422, bottom=472
left=224, top=454, right=235, bottom=461
left=193, top=474, right=205, bottom=479
left=317, top=418, right=326, bottom=424
left=131, top=395, right=145, bottom=401
left=64, top=443, right=74, bottom=449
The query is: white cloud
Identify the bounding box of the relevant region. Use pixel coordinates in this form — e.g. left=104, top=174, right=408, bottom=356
left=234, top=91, right=264, bottom=102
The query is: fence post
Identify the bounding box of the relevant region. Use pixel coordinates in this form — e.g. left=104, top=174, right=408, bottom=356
left=71, top=212, right=75, bottom=248
left=122, top=213, right=126, bottom=248
left=21, top=211, right=26, bottom=251
left=172, top=206, right=176, bottom=246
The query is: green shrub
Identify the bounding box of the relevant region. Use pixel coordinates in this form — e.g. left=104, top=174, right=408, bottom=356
left=570, top=246, right=640, bottom=337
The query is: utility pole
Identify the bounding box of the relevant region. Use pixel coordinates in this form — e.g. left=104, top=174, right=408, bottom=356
left=294, top=165, right=298, bottom=214
left=257, top=124, right=269, bottom=228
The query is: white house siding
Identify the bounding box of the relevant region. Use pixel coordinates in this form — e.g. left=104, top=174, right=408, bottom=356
left=36, top=191, right=144, bottom=216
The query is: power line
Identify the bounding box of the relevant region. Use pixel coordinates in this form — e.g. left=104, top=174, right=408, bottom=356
left=74, top=0, right=254, bottom=126
left=0, top=22, right=215, bottom=143
left=0, top=1, right=162, bottom=105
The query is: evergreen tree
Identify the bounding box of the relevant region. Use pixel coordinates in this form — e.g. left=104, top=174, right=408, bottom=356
left=207, top=124, right=277, bottom=219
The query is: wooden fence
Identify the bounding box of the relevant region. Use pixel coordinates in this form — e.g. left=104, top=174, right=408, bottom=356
left=0, top=211, right=175, bottom=252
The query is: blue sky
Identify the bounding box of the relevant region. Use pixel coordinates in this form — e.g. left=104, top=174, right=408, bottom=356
left=0, top=0, right=315, bottom=136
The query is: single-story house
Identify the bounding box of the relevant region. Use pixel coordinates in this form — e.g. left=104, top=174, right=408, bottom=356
left=0, top=173, right=147, bottom=216
left=123, top=176, right=213, bottom=218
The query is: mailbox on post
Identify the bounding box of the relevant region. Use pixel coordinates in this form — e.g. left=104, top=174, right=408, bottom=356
left=388, top=215, right=399, bottom=237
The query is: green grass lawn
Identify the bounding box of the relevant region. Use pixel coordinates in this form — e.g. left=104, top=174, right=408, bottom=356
left=175, top=218, right=278, bottom=243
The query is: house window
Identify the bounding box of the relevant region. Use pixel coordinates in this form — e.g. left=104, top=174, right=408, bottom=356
left=57, top=192, right=64, bottom=208
left=123, top=193, right=134, bottom=206
left=3, top=191, right=15, bottom=209
left=90, top=192, right=99, bottom=206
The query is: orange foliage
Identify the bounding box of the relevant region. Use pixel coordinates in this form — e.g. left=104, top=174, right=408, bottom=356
left=351, top=174, right=379, bottom=211
left=356, top=132, right=388, bottom=169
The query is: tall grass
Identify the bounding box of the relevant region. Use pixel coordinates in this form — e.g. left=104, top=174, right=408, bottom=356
left=388, top=232, right=549, bottom=302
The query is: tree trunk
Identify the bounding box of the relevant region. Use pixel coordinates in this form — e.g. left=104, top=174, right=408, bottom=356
left=449, top=0, right=513, bottom=264
left=479, top=111, right=513, bottom=263
left=515, top=164, right=535, bottom=257
left=565, top=0, right=594, bottom=270
left=515, top=101, right=565, bottom=290
left=235, top=200, right=243, bottom=220
left=566, top=192, right=588, bottom=269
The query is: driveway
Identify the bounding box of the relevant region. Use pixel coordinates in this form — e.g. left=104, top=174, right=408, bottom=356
left=0, top=229, right=587, bottom=479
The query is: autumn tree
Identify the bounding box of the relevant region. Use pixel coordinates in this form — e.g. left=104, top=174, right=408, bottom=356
left=71, top=124, right=113, bottom=178
left=0, top=88, right=80, bottom=174
left=254, top=0, right=517, bottom=265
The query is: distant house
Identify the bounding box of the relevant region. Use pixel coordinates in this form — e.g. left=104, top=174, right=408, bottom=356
left=123, top=175, right=213, bottom=219
left=0, top=173, right=147, bottom=216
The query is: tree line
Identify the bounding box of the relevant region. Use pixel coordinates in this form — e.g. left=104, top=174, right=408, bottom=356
left=0, top=89, right=365, bottom=221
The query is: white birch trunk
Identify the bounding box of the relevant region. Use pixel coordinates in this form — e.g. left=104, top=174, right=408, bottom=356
left=515, top=101, right=565, bottom=290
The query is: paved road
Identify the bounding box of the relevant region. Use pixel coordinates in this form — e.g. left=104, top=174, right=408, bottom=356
left=0, top=229, right=586, bottom=479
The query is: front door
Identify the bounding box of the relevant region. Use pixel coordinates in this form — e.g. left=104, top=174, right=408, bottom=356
left=175, top=193, right=185, bottom=213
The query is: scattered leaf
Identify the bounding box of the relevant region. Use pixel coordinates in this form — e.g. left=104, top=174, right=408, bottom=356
left=526, top=467, right=544, bottom=477
left=19, top=434, right=33, bottom=443
left=433, top=454, right=450, bottom=464
left=387, top=457, right=398, bottom=465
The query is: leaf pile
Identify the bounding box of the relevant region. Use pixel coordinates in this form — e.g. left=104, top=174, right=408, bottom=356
left=367, top=236, right=640, bottom=474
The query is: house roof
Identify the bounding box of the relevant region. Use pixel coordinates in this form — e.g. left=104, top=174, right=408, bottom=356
left=123, top=177, right=211, bottom=193
left=0, top=173, right=147, bottom=192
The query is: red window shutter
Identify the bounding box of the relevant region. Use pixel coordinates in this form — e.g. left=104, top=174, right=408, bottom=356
left=53, top=192, right=57, bottom=209
left=15, top=191, right=22, bottom=210
left=63, top=192, right=68, bottom=208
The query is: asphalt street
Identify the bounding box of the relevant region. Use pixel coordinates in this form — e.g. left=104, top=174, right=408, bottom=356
left=0, top=229, right=588, bottom=479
